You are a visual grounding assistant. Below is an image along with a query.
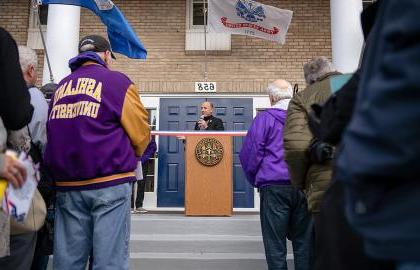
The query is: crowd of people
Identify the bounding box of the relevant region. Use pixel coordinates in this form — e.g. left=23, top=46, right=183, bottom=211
left=240, top=1, right=420, bottom=270
left=1, top=0, right=420, bottom=269
left=0, top=29, right=151, bottom=270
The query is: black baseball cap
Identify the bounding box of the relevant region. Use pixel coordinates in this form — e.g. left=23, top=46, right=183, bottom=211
left=78, top=35, right=116, bottom=59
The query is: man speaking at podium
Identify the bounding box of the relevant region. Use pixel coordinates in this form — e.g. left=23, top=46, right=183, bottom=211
left=194, top=101, right=224, bottom=131
left=177, top=101, right=224, bottom=142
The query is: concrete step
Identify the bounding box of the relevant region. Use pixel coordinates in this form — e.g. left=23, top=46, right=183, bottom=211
left=47, top=214, right=296, bottom=270
left=129, top=252, right=268, bottom=270
left=130, top=214, right=262, bottom=236
left=129, top=253, right=295, bottom=270
left=130, top=234, right=265, bottom=254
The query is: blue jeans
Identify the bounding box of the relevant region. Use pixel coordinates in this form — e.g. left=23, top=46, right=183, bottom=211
left=53, top=183, right=131, bottom=270
left=260, top=185, right=312, bottom=270
left=398, top=262, right=420, bottom=270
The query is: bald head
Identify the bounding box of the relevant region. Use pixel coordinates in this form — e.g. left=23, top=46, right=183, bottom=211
left=201, top=101, right=214, bottom=117
left=267, top=79, right=293, bottom=105
left=272, top=79, right=290, bottom=90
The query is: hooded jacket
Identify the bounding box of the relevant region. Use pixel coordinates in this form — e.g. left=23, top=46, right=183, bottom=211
left=240, top=107, right=290, bottom=188
left=44, top=52, right=150, bottom=191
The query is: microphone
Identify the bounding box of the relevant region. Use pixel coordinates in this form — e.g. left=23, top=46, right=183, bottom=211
left=198, top=115, right=205, bottom=130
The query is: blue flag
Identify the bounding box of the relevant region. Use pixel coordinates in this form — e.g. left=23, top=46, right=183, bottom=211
left=40, top=0, right=147, bottom=59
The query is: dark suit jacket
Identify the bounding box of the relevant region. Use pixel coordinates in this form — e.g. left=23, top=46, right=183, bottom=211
left=194, top=115, right=224, bottom=131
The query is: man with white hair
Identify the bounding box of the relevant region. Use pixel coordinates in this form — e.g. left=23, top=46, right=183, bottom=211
left=18, top=46, right=49, bottom=153
left=240, top=80, right=311, bottom=270
left=0, top=46, right=51, bottom=270
left=17, top=45, right=51, bottom=270
left=283, top=57, right=340, bottom=265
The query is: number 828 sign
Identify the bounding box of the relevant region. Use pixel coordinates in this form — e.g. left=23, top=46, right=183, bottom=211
left=195, top=82, right=217, bottom=93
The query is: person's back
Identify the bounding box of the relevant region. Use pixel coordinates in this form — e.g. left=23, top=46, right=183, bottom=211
left=285, top=74, right=336, bottom=210
left=240, top=108, right=289, bottom=187
left=0, top=27, right=33, bottom=131
left=44, top=35, right=150, bottom=270
left=45, top=55, right=147, bottom=185
left=240, top=80, right=311, bottom=270
left=284, top=57, right=339, bottom=213
left=335, top=1, right=420, bottom=267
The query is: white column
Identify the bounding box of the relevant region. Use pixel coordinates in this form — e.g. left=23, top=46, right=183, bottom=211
left=42, top=5, right=81, bottom=85
left=330, top=0, right=364, bottom=73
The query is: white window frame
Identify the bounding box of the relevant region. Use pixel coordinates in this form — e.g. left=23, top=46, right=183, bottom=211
left=188, top=0, right=208, bottom=30
left=141, top=97, right=160, bottom=209
left=185, top=0, right=231, bottom=51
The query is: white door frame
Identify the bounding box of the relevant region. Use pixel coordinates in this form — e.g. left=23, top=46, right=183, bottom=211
left=139, top=94, right=271, bottom=212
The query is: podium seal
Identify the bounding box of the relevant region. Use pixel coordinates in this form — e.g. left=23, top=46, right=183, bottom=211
left=195, top=138, right=224, bottom=166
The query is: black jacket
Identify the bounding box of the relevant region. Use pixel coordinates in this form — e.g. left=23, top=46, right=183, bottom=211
left=0, top=27, right=33, bottom=130
left=194, top=115, right=224, bottom=131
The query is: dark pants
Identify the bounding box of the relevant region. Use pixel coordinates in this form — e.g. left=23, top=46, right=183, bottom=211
left=131, top=162, right=147, bottom=209
left=0, top=232, right=37, bottom=270
left=312, top=212, right=322, bottom=265
left=313, top=180, right=394, bottom=270
left=30, top=255, right=49, bottom=270
left=131, top=180, right=145, bottom=209
left=260, top=185, right=312, bottom=270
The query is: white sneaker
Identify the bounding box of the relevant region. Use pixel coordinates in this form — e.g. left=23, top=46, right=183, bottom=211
left=135, top=207, right=148, bottom=214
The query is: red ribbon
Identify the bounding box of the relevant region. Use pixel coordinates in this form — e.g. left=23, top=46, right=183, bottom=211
left=220, top=17, right=279, bottom=35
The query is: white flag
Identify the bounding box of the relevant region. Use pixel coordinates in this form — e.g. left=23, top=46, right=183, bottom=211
left=208, top=0, right=293, bottom=44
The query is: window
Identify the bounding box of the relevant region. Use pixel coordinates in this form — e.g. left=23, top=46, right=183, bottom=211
left=191, top=0, right=207, bottom=28
left=27, top=5, right=49, bottom=50
left=144, top=108, right=157, bottom=192
left=185, top=0, right=231, bottom=52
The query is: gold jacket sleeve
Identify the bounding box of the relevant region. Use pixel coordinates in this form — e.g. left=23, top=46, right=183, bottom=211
left=121, top=84, right=151, bottom=156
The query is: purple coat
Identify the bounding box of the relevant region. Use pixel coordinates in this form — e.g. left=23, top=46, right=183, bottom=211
left=239, top=108, right=290, bottom=188
left=139, top=137, right=157, bottom=165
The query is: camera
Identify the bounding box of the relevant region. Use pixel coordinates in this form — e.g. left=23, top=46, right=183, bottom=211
left=308, top=138, right=334, bottom=164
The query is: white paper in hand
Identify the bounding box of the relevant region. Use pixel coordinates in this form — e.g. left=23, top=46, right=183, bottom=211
left=2, top=153, right=39, bottom=222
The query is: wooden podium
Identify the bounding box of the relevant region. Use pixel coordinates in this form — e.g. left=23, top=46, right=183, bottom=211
left=185, top=135, right=233, bottom=216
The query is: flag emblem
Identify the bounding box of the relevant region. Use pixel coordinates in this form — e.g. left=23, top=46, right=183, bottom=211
left=236, top=0, right=266, bottom=22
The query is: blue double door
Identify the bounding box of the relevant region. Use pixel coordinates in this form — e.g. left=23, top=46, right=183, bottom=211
left=157, top=98, right=254, bottom=208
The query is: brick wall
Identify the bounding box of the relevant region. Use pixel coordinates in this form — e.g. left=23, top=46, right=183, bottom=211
left=0, top=0, right=29, bottom=45
left=1, top=0, right=332, bottom=93
left=0, top=0, right=45, bottom=86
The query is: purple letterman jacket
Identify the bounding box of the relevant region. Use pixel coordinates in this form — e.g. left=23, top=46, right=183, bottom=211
left=44, top=52, right=150, bottom=191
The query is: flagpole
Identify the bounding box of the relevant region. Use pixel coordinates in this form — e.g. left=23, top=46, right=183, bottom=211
left=32, top=0, right=55, bottom=83
left=203, top=0, right=208, bottom=82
